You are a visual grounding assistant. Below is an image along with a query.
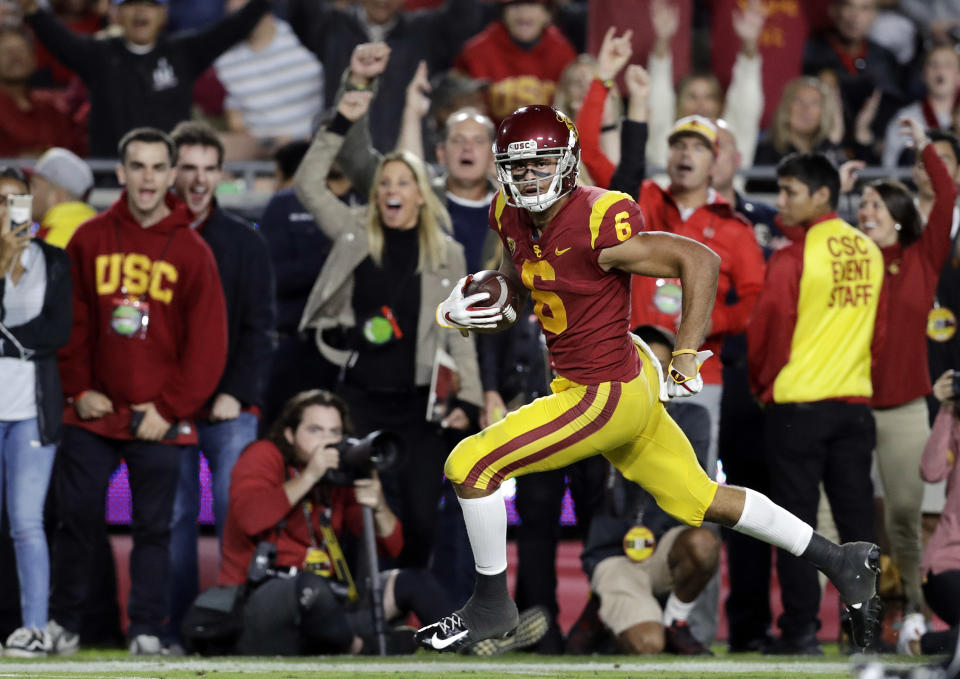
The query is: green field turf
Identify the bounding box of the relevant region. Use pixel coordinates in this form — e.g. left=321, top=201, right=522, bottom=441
left=0, top=647, right=940, bottom=679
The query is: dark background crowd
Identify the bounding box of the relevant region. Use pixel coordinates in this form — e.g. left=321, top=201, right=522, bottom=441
left=0, top=0, right=957, bottom=661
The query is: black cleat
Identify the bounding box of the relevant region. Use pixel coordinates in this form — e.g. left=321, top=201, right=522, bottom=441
left=466, top=606, right=549, bottom=656
left=842, top=595, right=885, bottom=652
left=831, top=542, right=883, bottom=649
left=416, top=613, right=473, bottom=652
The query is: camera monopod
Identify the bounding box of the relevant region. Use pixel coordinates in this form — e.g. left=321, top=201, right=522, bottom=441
left=362, top=506, right=387, bottom=656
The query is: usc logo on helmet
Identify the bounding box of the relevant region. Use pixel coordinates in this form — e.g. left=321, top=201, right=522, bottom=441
left=556, top=111, right=578, bottom=141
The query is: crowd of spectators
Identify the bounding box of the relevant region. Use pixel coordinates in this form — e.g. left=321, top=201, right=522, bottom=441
left=0, top=0, right=957, bottom=662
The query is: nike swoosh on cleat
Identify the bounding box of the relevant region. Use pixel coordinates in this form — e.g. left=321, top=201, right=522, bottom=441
left=555, top=247, right=571, bottom=256
left=428, top=630, right=469, bottom=650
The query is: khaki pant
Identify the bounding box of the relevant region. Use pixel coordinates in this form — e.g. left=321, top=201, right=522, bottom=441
left=590, top=526, right=686, bottom=634
left=873, top=398, right=930, bottom=610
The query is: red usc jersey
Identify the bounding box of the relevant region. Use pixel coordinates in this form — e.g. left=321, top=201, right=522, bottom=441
left=490, top=186, right=644, bottom=385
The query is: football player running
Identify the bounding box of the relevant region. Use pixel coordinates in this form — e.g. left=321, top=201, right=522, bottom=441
left=419, top=104, right=881, bottom=653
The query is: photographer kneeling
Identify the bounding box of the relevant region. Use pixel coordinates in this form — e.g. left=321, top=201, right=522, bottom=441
left=216, top=390, right=451, bottom=655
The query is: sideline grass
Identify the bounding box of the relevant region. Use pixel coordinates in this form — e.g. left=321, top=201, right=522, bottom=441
left=0, top=647, right=936, bottom=679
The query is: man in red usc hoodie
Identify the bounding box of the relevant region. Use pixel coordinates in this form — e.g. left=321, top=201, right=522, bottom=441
left=50, top=127, right=227, bottom=656
left=454, top=0, right=577, bottom=123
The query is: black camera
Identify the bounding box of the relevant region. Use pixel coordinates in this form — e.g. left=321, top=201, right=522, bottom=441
left=246, top=540, right=277, bottom=585
left=323, top=430, right=402, bottom=486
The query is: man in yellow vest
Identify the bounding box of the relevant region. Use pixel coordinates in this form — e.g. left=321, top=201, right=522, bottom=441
left=747, top=152, right=886, bottom=655
left=31, top=147, right=96, bottom=248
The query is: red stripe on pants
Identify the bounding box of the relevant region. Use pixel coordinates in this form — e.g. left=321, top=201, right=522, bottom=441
left=489, top=383, right=622, bottom=486
left=463, top=385, right=600, bottom=487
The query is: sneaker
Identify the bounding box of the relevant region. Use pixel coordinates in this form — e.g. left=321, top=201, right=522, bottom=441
left=467, top=606, right=549, bottom=657
left=4, top=627, right=50, bottom=658
left=416, top=593, right=519, bottom=653
left=830, top=542, right=883, bottom=649
left=727, top=634, right=773, bottom=653
left=416, top=612, right=473, bottom=652
left=129, top=634, right=163, bottom=656
left=897, top=613, right=926, bottom=656
left=565, top=595, right=607, bottom=655
left=45, top=620, right=78, bottom=656
left=664, top=620, right=713, bottom=656
left=763, top=631, right=824, bottom=656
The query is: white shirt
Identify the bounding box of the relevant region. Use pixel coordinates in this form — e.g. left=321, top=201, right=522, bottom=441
left=214, top=19, right=324, bottom=141
left=0, top=242, right=46, bottom=420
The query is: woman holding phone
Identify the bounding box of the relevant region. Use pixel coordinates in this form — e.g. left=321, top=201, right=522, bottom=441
left=0, top=166, right=73, bottom=656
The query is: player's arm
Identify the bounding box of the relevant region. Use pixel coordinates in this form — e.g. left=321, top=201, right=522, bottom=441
left=497, top=247, right=529, bottom=309
left=598, top=231, right=719, bottom=374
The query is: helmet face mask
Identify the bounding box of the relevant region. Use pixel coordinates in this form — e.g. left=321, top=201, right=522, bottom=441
left=493, top=105, right=581, bottom=213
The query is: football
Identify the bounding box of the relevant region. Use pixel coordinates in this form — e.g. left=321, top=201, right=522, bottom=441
left=463, top=270, right=522, bottom=333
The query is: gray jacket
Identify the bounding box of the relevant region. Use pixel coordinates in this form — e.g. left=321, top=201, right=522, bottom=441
left=293, top=125, right=482, bottom=407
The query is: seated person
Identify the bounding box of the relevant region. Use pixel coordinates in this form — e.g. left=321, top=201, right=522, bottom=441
left=567, top=326, right=720, bottom=656
left=897, top=369, right=960, bottom=657
left=216, top=389, right=454, bottom=655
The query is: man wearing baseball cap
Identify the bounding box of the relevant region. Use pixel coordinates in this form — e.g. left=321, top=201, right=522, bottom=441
left=12, top=0, right=272, bottom=157
left=31, top=147, right=97, bottom=249
left=626, top=113, right=766, bottom=647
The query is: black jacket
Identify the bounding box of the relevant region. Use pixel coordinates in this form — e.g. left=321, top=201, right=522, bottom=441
left=0, top=240, right=73, bottom=445
left=803, top=33, right=904, bottom=149
left=258, top=188, right=332, bottom=334
left=288, top=0, right=486, bottom=152
left=26, top=0, right=269, bottom=157
left=201, top=205, right=276, bottom=409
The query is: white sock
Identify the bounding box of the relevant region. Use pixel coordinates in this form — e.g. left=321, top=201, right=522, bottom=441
left=732, top=488, right=813, bottom=557
left=458, top=489, right=508, bottom=575
left=662, top=592, right=696, bottom=627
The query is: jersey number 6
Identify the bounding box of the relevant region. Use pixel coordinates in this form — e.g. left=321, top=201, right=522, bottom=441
left=521, top=260, right=568, bottom=335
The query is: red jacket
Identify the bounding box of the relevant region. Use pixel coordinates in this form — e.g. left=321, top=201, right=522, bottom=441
left=632, top=183, right=766, bottom=384
left=454, top=21, right=576, bottom=123
left=59, top=192, right=227, bottom=444
left=219, top=440, right=403, bottom=586
left=871, top=143, right=958, bottom=407
left=0, top=88, right=86, bottom=157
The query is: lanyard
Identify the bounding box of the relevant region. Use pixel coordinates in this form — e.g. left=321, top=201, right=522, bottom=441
left=303, top=499, right=358, bottom=602
left=828, top=35, right=867, bottom=76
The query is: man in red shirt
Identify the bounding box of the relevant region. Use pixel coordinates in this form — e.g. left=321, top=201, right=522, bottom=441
left=220, top=389, right=406, bottom=655
left=454, top=0, right=577, bottom=123
left=51, top=127, right=227, bottom=656
left=632, top=115, right=766, bottom=482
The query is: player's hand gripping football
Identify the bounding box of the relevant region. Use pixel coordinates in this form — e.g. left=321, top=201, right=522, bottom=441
left=436, top=275, right=503, bottom=336
left=664, top=349, right=714, bottom=398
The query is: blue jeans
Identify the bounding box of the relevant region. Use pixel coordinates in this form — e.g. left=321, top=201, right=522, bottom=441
left=168, top=412, right=257, bottom=641
left=0, top=418, right=56, bottom=629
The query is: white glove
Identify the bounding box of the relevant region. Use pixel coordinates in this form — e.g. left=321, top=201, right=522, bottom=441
left=436, top=275, right=503, bottom=334
left=664, top=350, right=713, bottom=399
